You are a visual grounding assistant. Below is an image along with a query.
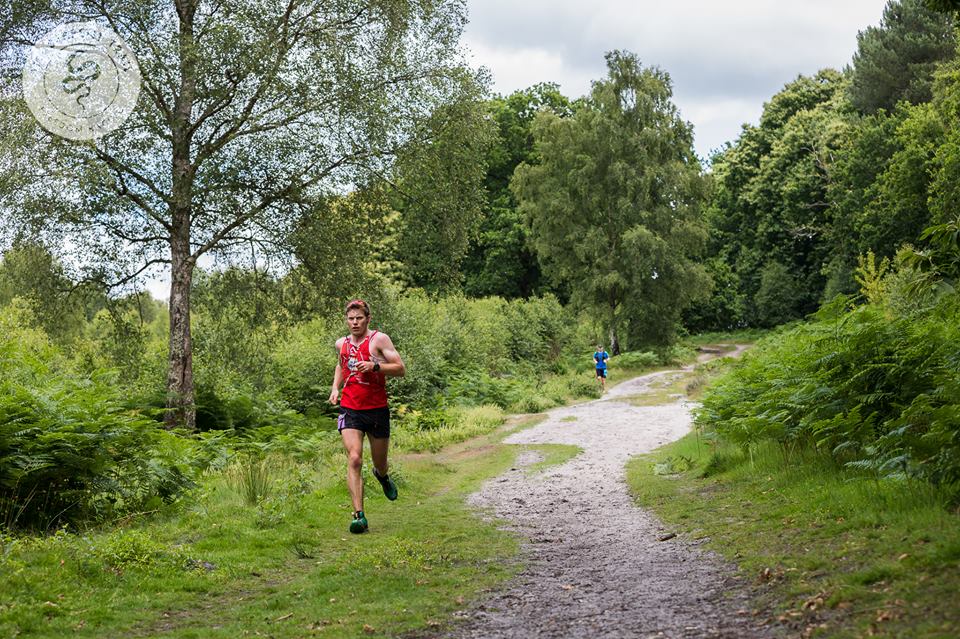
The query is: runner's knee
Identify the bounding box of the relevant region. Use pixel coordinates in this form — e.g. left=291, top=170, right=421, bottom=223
left=347, top=450, right=363, bottom=471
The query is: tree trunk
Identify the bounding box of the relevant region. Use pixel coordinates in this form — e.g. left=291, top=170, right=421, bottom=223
left=165, top=250, right=195, bottom=429
left=164, top=0, right=199, bottom=429
left=608, top=325, right=621, bottom=356
left=608, top=298, right=621, bottom=355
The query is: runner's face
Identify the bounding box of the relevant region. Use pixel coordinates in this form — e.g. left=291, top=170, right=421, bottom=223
left=346, top=310, right=369, bottom=336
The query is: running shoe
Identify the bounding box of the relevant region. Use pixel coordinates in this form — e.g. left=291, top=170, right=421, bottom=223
left=350, top=510, right=368, bottom=534
left=373, top=467, right=398, bottom=501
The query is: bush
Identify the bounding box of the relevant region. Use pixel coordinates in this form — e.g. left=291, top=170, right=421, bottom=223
left=753, top=261, right=804, bottom=327
left=510, top=394, right=556, bottom=414
left=0, top=310, right=203, bottom=531
left=393, top=404, right=505, bottom=452
left=611, top=351, right=659, bottom=369
left=697, top=293, right=960, bottom=491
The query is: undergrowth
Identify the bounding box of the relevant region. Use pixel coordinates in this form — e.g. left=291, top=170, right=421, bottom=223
left=628, top=434, right=960, bottom=638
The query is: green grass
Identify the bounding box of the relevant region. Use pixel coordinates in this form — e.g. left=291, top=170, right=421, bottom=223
left=522, top=445, right=582, bottom=476
left=626, top=436, right=960, bottom=638
left=681, top=328, right=772, bottom=347
left=0, top=411, right=572, bottom=639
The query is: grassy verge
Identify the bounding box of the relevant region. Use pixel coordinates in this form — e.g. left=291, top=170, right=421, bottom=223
left=0, top=412, right=561, bottom=639
left=681, top=328, right=772, bottom=347
left=626, top=433, right=960, bottom=639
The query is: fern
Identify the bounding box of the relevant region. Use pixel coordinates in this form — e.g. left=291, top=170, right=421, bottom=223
left=697, top=292, right=960, bottom=495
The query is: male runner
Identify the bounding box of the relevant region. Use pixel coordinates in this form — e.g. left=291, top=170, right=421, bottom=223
left=594, top=344, right=609, bottom=391
left=328, top=299, right=406, bottom=534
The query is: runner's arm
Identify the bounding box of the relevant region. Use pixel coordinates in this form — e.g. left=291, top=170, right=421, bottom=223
left=358, top=333, right=406, bottom=377
left=329, top=338, right=345, bottom=404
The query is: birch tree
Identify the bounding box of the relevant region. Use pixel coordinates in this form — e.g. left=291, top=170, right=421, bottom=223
left=0, top=0, right=475, bottom=427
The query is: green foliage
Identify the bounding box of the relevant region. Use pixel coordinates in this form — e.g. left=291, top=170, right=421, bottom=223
left=514, top=50, right=709, bottom=349
left=702, top=36, right=960, bottom=333
left=925, top=0, right=960, bottom=14
left=854, top=251, right=891, bottom=303
left=0, top=309, right=204, bottom=530
left=391, top=76, right=497, bottom=293
left=847, top=0, right=956, bottom=114
left=609, top=351, right=659, bottom=369
left=682, top=256, right=746, bottom=332
left=0, top=243, right=105, bottom=345
left=393, top=405, right=505, bottom=453
left=652, top=455, right=693, bottom=475
left=286, top=194, right=386, bottom=312
left=191, top=268, right=292, bottom=395
left=905, top=213, right=960, bottom=289
left=857, top=102, right=942, bottom=259
left=697, top=292, right=960, bottom=492
left=753, top=261, right=803, bottom=327
left=464, top=83, right=574, bottom=299
left=701, top=70, right=848, bottom=329
left=226, top=454, right=276, bottom=507
left=92, top=528, right=187, bottom=571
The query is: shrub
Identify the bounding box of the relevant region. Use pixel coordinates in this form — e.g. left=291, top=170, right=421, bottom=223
left=93, top=529, right=186, bottom=571
left=510, top=394, right=555, bottom=414
left=697, top=293, right=960, bottom=492
left=0, top=310, right=202, bottom=531
left=393, top=405, right=505, bottom=453
left=611, top=351, right=659, bottom=369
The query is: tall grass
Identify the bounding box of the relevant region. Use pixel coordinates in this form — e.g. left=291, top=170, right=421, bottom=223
left=628, top=431, right=960, bottom=637
left=393, top=405, right=506, bottom=453
left=225, top=455, right=275, bottom=506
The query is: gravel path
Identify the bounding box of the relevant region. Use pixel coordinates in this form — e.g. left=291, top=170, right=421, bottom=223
left=435, top=354, right=778, bottom=639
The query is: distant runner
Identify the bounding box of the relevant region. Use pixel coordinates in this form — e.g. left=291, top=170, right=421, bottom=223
left=329, top=299, right=406, bottom=534
left=594, top=344, right=609, bottom=392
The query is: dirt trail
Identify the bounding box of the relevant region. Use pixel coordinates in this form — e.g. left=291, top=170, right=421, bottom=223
left=434, top=346, right=776, bottom=639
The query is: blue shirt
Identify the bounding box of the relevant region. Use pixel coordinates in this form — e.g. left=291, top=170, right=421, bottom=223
left=594, top=351, right=609, bottom=370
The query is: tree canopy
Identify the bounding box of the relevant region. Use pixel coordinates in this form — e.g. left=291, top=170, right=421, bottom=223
left=513, top=51, right=709, bottom=350
left=847, top=0, right=955, bottom=114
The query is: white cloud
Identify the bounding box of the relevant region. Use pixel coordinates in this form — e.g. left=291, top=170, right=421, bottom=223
left=464, top=0, right=889, bottom=158
left=464, top=37, right=595, bottom=97
left=675, top=97, right=764, bottom=158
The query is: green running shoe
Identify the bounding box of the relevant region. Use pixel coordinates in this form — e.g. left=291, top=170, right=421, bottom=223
left=373, top=468, right=398, bottom=501
left=350, top=510, right=368, bottom=534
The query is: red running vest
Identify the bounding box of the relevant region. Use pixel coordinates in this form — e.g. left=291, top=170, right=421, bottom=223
left=339, top=331, right=389, bottom=410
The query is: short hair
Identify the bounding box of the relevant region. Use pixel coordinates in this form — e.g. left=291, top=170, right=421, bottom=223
left=345, top=299, right=370, bottom=317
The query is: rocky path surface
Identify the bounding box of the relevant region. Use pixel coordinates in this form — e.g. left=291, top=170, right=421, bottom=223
left=434, top=350, right=777, bottom=639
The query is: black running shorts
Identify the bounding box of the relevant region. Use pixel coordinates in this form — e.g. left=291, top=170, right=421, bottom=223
left=338, top=406, right=390, bottom=439
left=596, top=367, right=607, bottom=378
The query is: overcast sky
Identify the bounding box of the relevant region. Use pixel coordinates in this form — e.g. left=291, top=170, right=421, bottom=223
left=462, top=0, right=889, bottom=160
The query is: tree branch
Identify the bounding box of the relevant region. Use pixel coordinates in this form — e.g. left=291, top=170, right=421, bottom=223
left=191, top=150, right=363, bottom=260
left=80, top=258, right=171, bottom=292
left=94, top=148, right=172, bottom=230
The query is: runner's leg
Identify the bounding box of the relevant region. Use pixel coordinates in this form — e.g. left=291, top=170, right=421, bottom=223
left=342, top=428, right=365, bottom=513
left=369, top=434, right=389, bottom=477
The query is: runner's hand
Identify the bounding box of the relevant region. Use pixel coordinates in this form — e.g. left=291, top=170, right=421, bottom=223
left=328, top=388, right=339, bottom=404
left=356, top=360, right=376, bottom=373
